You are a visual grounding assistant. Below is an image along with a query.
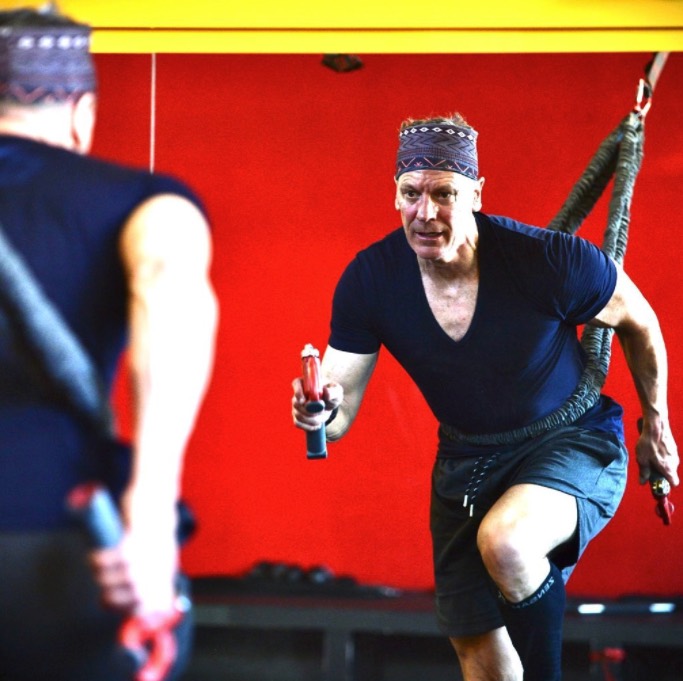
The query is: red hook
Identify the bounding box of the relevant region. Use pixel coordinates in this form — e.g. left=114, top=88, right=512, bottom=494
left=633, top=78, right=652, bottom=118
left=119, top=608, right=184, bottom=681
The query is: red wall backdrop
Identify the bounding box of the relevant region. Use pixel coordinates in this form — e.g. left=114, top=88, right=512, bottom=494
left=93, top=52, right=683, bottom=598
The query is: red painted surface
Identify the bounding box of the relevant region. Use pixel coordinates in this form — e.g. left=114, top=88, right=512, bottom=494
left=94, top=52, right=683, bottom=597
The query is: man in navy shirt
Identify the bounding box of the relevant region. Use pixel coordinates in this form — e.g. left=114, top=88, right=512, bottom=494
left=0, top=7, right=217, bottom=680
left=292, top=114, right=678, bottom=681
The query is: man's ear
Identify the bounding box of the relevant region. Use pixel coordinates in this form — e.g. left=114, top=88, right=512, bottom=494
left=473, top=176, right=485, bottom=212
left=70, top=92, right=96, bottom=154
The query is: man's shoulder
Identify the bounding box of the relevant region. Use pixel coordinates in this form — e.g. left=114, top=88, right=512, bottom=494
left=15, top=137, right=189, bottom=192
left=355, top=227, right=408, bottom=261
left=480, top=213, right=550, bottom=242
left=338, top=228, right=411, bottom=292
left=35, top=142, right=202, bottom=211
left=15, top=137, right=149, bottom=187
left=480, top=212, right=585, bottom=262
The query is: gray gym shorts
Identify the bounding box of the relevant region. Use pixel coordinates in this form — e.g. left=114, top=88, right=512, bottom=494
left=430, top=425, right=628, bottom=638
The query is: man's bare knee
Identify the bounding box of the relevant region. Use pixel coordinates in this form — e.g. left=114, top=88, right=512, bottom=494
left=476, top=484, right=577, bottom=601
left=477, top=515, right=524, bottom=577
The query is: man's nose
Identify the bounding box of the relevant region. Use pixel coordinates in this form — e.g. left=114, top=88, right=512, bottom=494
left=416, top=195, right=438, bottom=221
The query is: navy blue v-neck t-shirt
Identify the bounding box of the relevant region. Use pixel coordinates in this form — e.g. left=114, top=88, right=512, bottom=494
left=329, top=213, right=623, bottom=444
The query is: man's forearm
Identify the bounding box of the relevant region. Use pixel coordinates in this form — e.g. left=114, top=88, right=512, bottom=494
left=616, top=311, right=669, bottom=425
left=126, top=278, right=218, bottom=514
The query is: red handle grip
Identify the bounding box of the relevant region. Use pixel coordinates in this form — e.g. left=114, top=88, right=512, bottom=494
left=636, top=418, right=674, bottom=526
left=650, top=477, right=674, bottom=526
left=301, top=344, right=327, bottom=459
left=302, top=345, right=323, bottom=403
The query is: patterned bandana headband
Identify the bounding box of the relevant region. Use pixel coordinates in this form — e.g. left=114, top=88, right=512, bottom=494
left=395, top=123, right=479, bottom=180
left=0, top=13, right=96, bottom=104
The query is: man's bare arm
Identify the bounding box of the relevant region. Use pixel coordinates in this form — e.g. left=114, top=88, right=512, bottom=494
left=91, top=193, right=218, bottom=615
left=590, top=266, right=678, bottom=486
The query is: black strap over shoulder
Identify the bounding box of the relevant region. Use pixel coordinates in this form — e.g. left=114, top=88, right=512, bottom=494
left=0, top=223, right=113, bottom=435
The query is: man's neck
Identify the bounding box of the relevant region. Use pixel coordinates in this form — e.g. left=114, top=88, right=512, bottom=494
left=0, top=103, right=77, bottom=151
left=418, top=226, right=479, bottom=282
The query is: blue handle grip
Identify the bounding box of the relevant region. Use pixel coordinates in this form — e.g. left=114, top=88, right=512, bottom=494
left=306, top=427, right=327, bottom=460
left=67, top=484, right=124, bottom=548
left=305, top=400, right=327, bottom=460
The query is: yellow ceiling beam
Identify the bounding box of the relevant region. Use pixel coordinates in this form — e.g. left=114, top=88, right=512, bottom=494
left=4, top=0, right=682, bottom=52
left=87, top=29, right=682, bottom=54
left=11, top=0, right=683, bottom=29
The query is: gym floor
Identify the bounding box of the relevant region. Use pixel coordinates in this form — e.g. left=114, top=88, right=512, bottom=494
left=184, top=633, right=683, bottom=681
left=182, top=579, right=683, bottom=681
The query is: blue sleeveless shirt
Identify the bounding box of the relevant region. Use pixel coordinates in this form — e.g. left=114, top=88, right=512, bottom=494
left=329, top=213, right=623, bottom=450
left=0, top=134, right=205, bottom=530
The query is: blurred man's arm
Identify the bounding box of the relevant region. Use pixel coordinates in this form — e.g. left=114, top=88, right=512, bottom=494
left=92, top=193, right=218, bottom=615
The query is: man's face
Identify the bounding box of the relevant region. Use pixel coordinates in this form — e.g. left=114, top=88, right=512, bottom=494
left=395, top=170, right=484, bottom=263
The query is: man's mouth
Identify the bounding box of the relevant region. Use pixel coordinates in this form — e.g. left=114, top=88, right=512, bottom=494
left=415, top=230, right=443, bottom=240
